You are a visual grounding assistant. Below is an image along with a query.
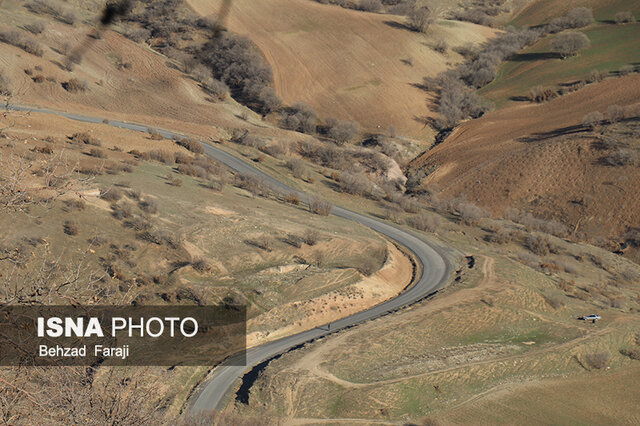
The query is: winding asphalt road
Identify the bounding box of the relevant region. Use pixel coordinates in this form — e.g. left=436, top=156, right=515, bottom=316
left=10, top=104, right=457, bottom=415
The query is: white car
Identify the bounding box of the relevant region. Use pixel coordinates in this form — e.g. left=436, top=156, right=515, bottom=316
left=579, top=314, right=601, bottom=323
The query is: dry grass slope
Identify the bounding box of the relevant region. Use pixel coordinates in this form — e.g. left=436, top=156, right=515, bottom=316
left=187, top=0, right=497, bottom=137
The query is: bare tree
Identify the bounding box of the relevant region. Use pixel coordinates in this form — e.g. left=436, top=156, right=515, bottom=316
left=582, top=111, right=604, bottom=130
left=552, top=32, right=590, bottom=59
left=615, top=11, right=635, bottom=24
left=406, top=6, right=432, bottom=33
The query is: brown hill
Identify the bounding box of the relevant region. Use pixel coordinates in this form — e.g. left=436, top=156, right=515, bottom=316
left=411, top=74, right=640, bottom=242
left=187, top=0, right=497, bottom=138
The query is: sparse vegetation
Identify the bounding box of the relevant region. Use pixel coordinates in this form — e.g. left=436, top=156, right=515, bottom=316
left=0, top=29, right=44, bottom=57
left=177, top=138, right=204, bottom=154
left=63, top=220, right=79, bottom=236
left=615, top=11, right=635, bottom=24
left=620, top=348, right=640, bottom=360
left=552, top=32, right=591, bottom=59
left=62, top=78, right=88, bottom=93
left=99, top=188, right=123, bottom=203
left=303, top=229, right=320, bottom=246
left=281, top=102, right=318, bottom=134
left=407, top=213, right=441, bottom=233
left=406, top=6, right=432, bottom=33
left=309, top=196, right=332, bottom=216
left=582, top=111, right=604, bottom=130
left=25, top=0, right=76, bottom=25
left=327, top=119, right=360, bottom=144
left=24, top=21, right=46, bottom=35
left=584, top=352, right=610, bottom=370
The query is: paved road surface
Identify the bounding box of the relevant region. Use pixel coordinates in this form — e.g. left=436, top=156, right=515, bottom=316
left=10, top=104, right=457, bottom=415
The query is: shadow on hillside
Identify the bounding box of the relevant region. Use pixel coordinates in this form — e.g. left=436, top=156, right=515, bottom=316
left=383, top=20, right=413, bottom=32
left=517, top=124, right=587, bottom=142
left=509, top=52, right=562, bottom=61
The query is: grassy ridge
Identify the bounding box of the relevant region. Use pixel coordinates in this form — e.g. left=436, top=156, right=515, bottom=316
left=511, top=0, right=640, bottom=27
left=480, top=23, right=640, bottom=107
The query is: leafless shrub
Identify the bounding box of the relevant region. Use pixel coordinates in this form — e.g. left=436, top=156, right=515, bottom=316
left=63, top=220, right=79, bottom=236
left=327, top=119, right=360, bottom=144
left=433, top=39, right=448, bottom=54
left=542, top=294, right=565, bottom=309
left=99, top=188, right=123, bottom=202
left=582, top=111, right=604, bottom=130
left=359, top=0, right=382, bottom=12
left=123, top=216, right=153, bottom=232
left=204, top=78, right=229, bottom=101
left=147, top=129, right=164, bottom=140
left=89, top=147, right=106, bottom=158
left=281, top=102, right=318, bottom=134
left=339, top=171, right=374, bottom=196
left=236, top=174, right=271, bottom=197
left=88, top=235, right=108, bottom=247
left=177, top=163, right=208, bottom=178
left=457, top=200, right=488, bottom=226
left=528, top=86, right=558, bottom=103
left=284, top=234, right=304, bottom=248
left=525, top=234, right=559, bottom=256
left=620, top=348, right=640, bottom=360
left=138, top=199, right=158, bottom=214
left=33, top=144, right=53, bottom=154
left=309, top=196, right=332, bottom=216
left=251, top=235, right=273, bottom=252
left=606, top=104, right=625, bottom=123
left=262, top=141, right=287, bottom=158
left=177, top=138, right=204, bottom=154
left=284, top=192, right=300, bottom=205
left=584, top=352, right=610, bottom=370
left=167, top=176, right=183, bottom=187
left=303, top=229, right=320, bottom=246
left=0, top=71, right=11, bottom=96
left=0, top=29, right=44, bottom=56
left=62, top=78, right=88, bottom=93
left=484, top=226, right=513, bottom=244
left=25, top=0, right=76, bottom=25
left=609, top=297, right=626, bottom=309
left=588, top=69, right=607, bottom=83
left=286, top=158, right=309, bottom=180
left=137, top=229, right=180, bottom=248
left=384, top=206, right=402, bottom=223
left=399, top=197, right=420, bottom=213
left=358, top=257, right=379, bottom=276
left=62, top=199, right=85, bottom=212
left=199, top=32, right=281, bottom=114
left=552, top=32, right=590, bottom=59
left=406, top=6, right=432, bottom=33
left=191, top=258, right=212, bottom=273
left=111, top=203, right=133, bottom=220
left=618, top=65, right=634, bottom=76
left=148, top=150, right=175, bottom=164
left=615, top=11, right=635, bottom=24
left=24, top=21, right=46, bottom=34
left=421, top=418, right=442, bottom=426
left=504, top=208, right=567, bottom=237
left=407, top=213, right=441, bottom=232
left=70, top=132, right=101, bottom=146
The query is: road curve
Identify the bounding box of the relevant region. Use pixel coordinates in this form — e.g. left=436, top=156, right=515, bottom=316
left=10, top=104, right=457, bottom=415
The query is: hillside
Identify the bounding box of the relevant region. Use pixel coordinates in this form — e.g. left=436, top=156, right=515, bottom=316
left=511, top=0, right=640, bottom=26
left=481, top=21, right=640, bottom=107
left=411, top=74, right=640, bottom=244
left=187, top=0, right=497, bottom=138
